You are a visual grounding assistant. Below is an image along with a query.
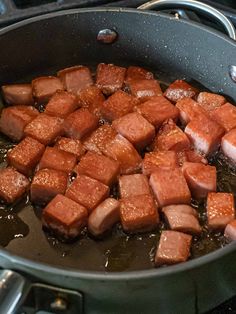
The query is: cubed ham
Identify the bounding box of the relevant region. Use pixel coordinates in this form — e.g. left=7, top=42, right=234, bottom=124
left=128, top=79, right=162, bottom=103
left=155, top=230, right=192, bottom=266
left=135, top=96, right=179, bottom=129
left=120, top=194, right=159, bottom=233
left=42, top=194, right=88, bottom=239
left=7, top=137, right=45, bottom=176
left=0, top=167, right=29, bottom=203
left=100, top=90, right=138, bottom=121
left=96, top=63, right=126, bottom=95
left=66, top=174, right=109, bottom=212
left=221, top=128, right=236, bottom=164
left=58, top=66, right=93, bottom=94
left=119, top=174, right=151, bottom=198
left=162, top=206, right=201, bottom=235
left=103, top=134, right=142, bottom=174
left=197, top=92, right=226, bottom=112
left=32, top=76, right=64, bottom=104
left=63, top=108, right=98, bottom=140
left=207, top=192, right=235, bottom=230
left=31, top=168, right=68, bottom=204
left=45, top=90, right=78, bottom=118
left=0, top=105, right=39, bottom=142
left=185, top=115, right=225, bottom=155
left=164, top=80, right=198, bottom=103
left=153, top=119, right=190, bottom=152
left=150, top=168, right=191, bottom=207
left=55, top=137, right=85, bottom=160
left=77, top=86, right=105, bottom=117
left=74, top=151, right=120, bottom=186
left=2, top=84, right=34, bottom=106
left=162, top=204, right=198, bottom=217
left=24, top=113, right=64, bottom=145
left=38, top=146, right=77, bottom=174
left=112, top=112, right=155, bottom=149
left=210, top=103, right=236, bottom=132
left=88, top=198, right=120, bottom=236
left=125, top=66, right=154, bottom=84
left=224, top=220, right=236, bottom=241
left=177, top=150, right=208, bottom=166
left=142, top=151, right=178, bottom=176
left=182, top=162, right=216, bottom=199
left=176, top=97, right=207, bottom=125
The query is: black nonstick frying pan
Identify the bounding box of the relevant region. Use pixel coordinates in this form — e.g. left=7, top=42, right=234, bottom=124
left=0, top=0, right=236, bottom=313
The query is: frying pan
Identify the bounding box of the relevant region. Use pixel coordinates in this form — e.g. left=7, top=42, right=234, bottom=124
left=0, top=0, right=236, bottom=313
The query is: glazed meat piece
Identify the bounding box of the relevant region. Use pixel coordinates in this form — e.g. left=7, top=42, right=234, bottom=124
left=0, top=105, right=39, bottom=142
left=32, top=76, right=64, bottom=104
left=45, top=90, right=78, bottom=118
left=207, top=192, right=235, bottom=230
left=55, top=137, right=85, bottom=160
left=74, top=151, right=120, bottom=186
left=197, top=92, right=226, bottom=112
left=120, top=194, right=159, bottom=233
left=150, top=168, right=191, bottom=207
left=66, top=174, right=109, bottom=212
left=112, top=112, right=155, bottom=150
left=42, top=194, right=88, bottom=239
left=221, top=128, right=236, bottom=164
left=24, top=113, right=64, bottom=145
left=224, top=220, right=236, bottom=241
left=58, top=66, right=93, bottom=94
left=129, top=79, right=162, bottom=102
left=63, top=108, right=98, bottom=140
left=88, top=198, right=120, bottom=237
left=176, top=97, right=207, bottom=125
left=125, top=66, right=154, bottom=83
left=2, top=83, right=34, bottom=106
left=119, top=174, right=151, bottom=198
left=155, top=230, right=192, bottom=266
left=161, top=204, right=198, bottom=217
left=182, top=162, right=216, bottom=199
left=96, top=63, right=126, bottom=95
left=210, top=103, right=236, bottom=132
left=164, top=80, right=198, bottom=103
left=77, top=86, right=105, bottom=117
left=38, top=146, right=77, bottom=174
left=135, top=96, right=179, bottom=129
left=7, top=136, right=45, bottom=176
left=0, top=167, right=29, bottom=203
left=31, top=168, right=68, bottom=204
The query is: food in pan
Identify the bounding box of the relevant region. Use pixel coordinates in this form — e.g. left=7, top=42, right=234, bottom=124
left=0, top=63, right=235, bottom=268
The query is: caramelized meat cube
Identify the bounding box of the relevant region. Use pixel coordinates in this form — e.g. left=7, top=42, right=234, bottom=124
left=77, top=86, right=105, bottom=117
left=224, top=220, right=236, bottom=241
left=176, top=97, right=207, bottom=125
left=142, top=151, right=178, bottom=176
left=129, top=79, right=162, bottom=102
left=125, top=66, right=154, bottom=83
left=119, top=174, right=151, bottom=198
left=210, top=103, right=236, bottom=132
left=221, top=128, right=236, bottom=164
left=55, top=137, right=85, bottom=160
left=32, top=76, right=64, bottom=104
left=2, top=83, right=34, bottom=106
left=197, top=92, right=226, bottom=112
left=162, top=204, right=198, bottom=217
left=164, top=80, right=198, bottom=103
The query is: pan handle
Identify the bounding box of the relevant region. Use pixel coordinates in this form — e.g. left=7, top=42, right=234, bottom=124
left=138, top=0, right=236, bottom=40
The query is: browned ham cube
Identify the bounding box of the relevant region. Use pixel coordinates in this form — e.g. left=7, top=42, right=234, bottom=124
left=101, top=90, right=138, bottom=122
left=32, top=76, right=64, bottom=104
left=7, top=137, right=45, bottom=176
left=38, top=147, right=77, bottom=174
left=24, top=113, right=64, bottom=145
left=207, top=192, right=235, bottom=230
left=177, top=150, right=208, bottom=167
left=96, top=63, right=126, bottom=95
left=176, top=97, right=207, bottom=125
left=224, top=220, right=236, bottom=241
left=155, top=231, right=192, bottom=266
left=197, top=92, right=226, bottom=112
left=221, top=129, right=236, bottom=164
left=55, top=137, right=85, bottom=160
left=153, top=119, right=190, bottom=152
left=45, top=90, right=78, bottom=118
left=162, top=204, right=198, bottom=217
left=0, top=105, right=39, bottom=142
left=0, top=167, right=29, bottom=203
left=125, top=66, right=154, bottom=84
left=66, top=174, right=109, bottom=212
left=88, top=198, right=120, bottom=237
left=31, top=168, right=68, bottom=204
left=129, top=79, right=162, bottom=102
left=2, top=83, right=34, bottom=106
left=77, top=86, right=105, bottom=117
left=119, top=174, right=151, bottom=198
left=182, top=162, right=216, bottom=199
left=164, top=80, right=198, bottom=103
left=136, top=96, right=179, bottom=129
left=58, top=65, right=93, bottom=94
left=63, top=108, right=98, bottom=140
left=103, top=134, right=142, bottom=175
left=142, top=151, right=178, bottom=176
left=112, top=112, right=155, bottom=149
left=120, top=194, right=159, bottom=233
left=150, top=168, right=191, bottom=207
left=42, top=194, right=88, bottom=239
left=74, top=151, right=120, bottom=186
left=210, top=103, right=236, bottom=132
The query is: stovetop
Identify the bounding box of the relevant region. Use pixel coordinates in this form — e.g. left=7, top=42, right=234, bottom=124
left=1, top=0, right=236, bottom=313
